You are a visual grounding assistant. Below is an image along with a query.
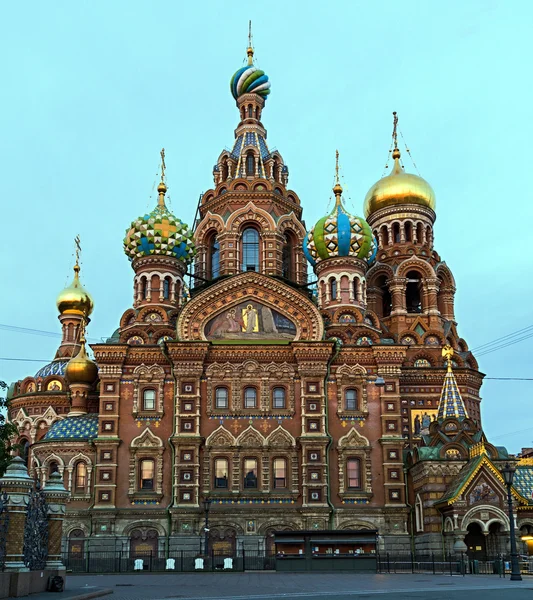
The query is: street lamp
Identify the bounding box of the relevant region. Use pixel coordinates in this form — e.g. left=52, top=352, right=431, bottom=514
left=202, top=497, right=212, bottom=557
left=501, top=463, right=522, bottom=581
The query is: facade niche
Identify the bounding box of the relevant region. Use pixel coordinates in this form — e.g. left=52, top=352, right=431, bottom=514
left=406, top=270, right=423, bottom=313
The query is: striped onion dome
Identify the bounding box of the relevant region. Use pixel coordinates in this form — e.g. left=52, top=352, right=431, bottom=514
left=304, top=182, right=377, bottom=267
left=230, top=47, right=271, bottom=101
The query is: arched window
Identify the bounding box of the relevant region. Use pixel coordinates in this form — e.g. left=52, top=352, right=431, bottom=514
left=347, top=458, right=361, bottom=489
left=282, top=233, right=295, bottom=280
left=221, top=159, right=229, bottom=181
left=330, top=278, right=337, bottom=300
left=376, top=275, right=392, bottom=318
left=416, top=223, right=424, bottom=244
left=273, top=458, right=287, bottom=489
left=393, top=223, right=401, bottom=243
left=21, top=439, right=30, bottom=466
left=244, top=458, right=258, bottom=488
left=380, top=225, right=389, bottom=246
left=405, top=221, right=412, bottom=242
left=209, top=234, right=220, bottom=279
left=139, top=459, right=155, bottom=490
left=74, top=461, right=87, bottom=492
left=248, top=105, right=253, bottom=119
left=141, top=278, right=147, bottom=300
left=345, top=389, right=358, bottom=411
left=242, top=228, right=260, bottom=272
left=406, top=270, right=423, bottom=314
left=214, top=458, right=229, bottom=488
left=49, top=461, right=59, bottom=476
left=415, top=494, right=424, bottom=531
left=142, top=389, right=156, bottom=411
left=244, top=387, right=257, bottom=409
left=246, top=152, right=255, bottom=176
left=163, top=277, right=170, bottom=299
left=272, top=387, right=286, bottom=409
left=215, top=387, right=228, bottom=409
left=353, top=279, right=359, bottom=301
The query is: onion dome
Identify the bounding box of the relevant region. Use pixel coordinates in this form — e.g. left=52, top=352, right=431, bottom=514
left=230, top=45, right=271, bottom=101
left=124, top=181, right=196, bottom=263
left=56, top=264, right=94, bottom=317
left=363, top=126, right=435, bottom=219
left=304, top=179, right=376, bottom=267
left=65, top=335, right=98, bottom=386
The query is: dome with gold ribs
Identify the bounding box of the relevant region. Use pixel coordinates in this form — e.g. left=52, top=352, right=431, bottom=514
left=363, top=147, right=436, bottom=219
left=124, top=182, right=196, bottom=263
left=304, top=180, right=376, bottom=267
left=65, top=337, right=98, bottom=386
left=56, top=264, right=94, bottom=317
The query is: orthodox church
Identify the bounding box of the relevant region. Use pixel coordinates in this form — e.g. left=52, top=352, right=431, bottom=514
left=7, top=36, right=533, bottom=559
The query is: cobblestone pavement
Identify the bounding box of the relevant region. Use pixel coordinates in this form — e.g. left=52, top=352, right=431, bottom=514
left=59, top=573, right=533, bottom=600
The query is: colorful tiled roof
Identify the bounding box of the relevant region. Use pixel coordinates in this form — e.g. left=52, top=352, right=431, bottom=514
left=35, top=359, right=69, bottom=378
left=44, top=414, right=98, bottom=440
left=437, top=370, right=469, bottom=420
left=514, top=466, right=533, bottom=504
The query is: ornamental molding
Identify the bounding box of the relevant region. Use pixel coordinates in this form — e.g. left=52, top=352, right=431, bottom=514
left=177, top=272, right=323, bottom=342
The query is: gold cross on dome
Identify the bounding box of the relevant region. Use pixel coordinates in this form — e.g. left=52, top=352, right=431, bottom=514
left=154, top=218, right=177, bottom=237
left=160, top=148, right=166, bottom=182
left=392, top=112, right=399, bottom=149
left=74, top=235, right=81, bottom=267
left=335, top=149, right=340, bottom=184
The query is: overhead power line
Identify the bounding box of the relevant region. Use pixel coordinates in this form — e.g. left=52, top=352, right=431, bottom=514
left=470, top=324, right=533, bottom=356
left=0, top=323, right=100, bottom=343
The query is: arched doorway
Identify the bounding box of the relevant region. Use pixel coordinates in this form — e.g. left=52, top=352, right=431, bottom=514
left=465, top=522, right=486, bottom=560
left=209, top=527, right=236, bottom=555
left=68, top=529, right=85, bottom=557
left=130, top=528, right=159, bottom=558
left=486, top=521, right=506, bottom=557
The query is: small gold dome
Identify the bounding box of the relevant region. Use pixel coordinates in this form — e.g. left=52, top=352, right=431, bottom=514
left=56, top=265, right=94, bottom=317
left=66, top=340, right=98, bottom=386
left=363, top=151, right=436, bottom=219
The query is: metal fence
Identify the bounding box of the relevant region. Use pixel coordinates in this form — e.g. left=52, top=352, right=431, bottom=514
left=62, top=550, right=276, bottom=573
left=376, top=552, right=533, bottom=576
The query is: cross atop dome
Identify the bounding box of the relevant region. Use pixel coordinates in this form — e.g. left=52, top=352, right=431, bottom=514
left=230, top=22, right=271, bottom=102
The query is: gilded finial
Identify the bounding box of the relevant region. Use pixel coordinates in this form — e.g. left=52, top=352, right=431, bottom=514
left=333, top=149, right=343, bottom=199
left=157, top=148, right=167, bottom=207
left=392, top=111, right=401, bottom=159
left=442, top=344, right=454, bottom=372
left=247, top=20, right=254, bottom=65
left=74, top=235, right=82, bottom=274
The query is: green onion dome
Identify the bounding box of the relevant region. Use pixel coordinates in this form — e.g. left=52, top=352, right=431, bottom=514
left=304, top=182, right=376, bottom=267
left=230, top=47, right=271, bottom=101
left=123, top=182, right=196, bottom=263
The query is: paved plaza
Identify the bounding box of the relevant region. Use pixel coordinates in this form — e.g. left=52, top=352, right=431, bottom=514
left=13, top=572, right=532, bottom=600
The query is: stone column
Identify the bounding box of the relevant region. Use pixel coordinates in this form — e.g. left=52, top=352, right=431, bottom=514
left=0, top=457, right=33, bottom=571
left=43, top=472, right=70, bottom=570
left=389, top=278, right=407, bottom=316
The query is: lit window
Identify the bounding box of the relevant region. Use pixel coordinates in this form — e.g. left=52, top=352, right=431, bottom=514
left=143, top=389, right=156, bottom=411
left=272, top=387, right=286, bottom=409
left=75, top=462, right=87, bottom=491
left=244, top=458, right=258, bottom=488
left=214, top=458, right=229, bottom=488
left=347, top=458, right=361, bottom=489
left=345, top=389, right=358, bottom=411
left=244, top=387, right=257, bottom=409
left=140, top=459, right=155, bottom=490
left=215, top=387, right=228, bottom=409
left=273, top=458, right=287, bottom=489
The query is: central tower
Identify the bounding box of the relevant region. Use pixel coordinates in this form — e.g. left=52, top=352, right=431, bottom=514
left=193, top=34, right=307, bottom=286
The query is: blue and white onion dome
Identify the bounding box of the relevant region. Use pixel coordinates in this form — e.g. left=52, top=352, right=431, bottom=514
left=124, top=182, right=196, bottom=263
left=230, top=47, right=271, bottom=101
left=304, top=181, right=377, bottom=267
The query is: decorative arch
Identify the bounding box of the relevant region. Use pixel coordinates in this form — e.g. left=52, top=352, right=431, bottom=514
left=226, top=201, right=277, bottom=232
left=206, top=426, right=236, bottom=448
left=129, top=428, right=164, bottom=500
left=396, top=256, right=436, bottom=279
left=266, top=426, right=296, bottom=449
left=338, top=520, right=376, bottom=531
left=121, top=521, right=167, bottom=537
left=177, top=271, right=324, bottom=341
left=337, top=427, right=372, bottom=497
left=236, top=425, right=266, bottom=448
left=461, top=505, right=510, bottom=533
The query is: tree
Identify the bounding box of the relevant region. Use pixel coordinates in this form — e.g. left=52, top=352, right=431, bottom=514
left=0, top=380, right=18, bottom=477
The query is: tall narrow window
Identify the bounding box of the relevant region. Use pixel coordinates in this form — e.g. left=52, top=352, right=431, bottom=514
left=242, top=228, right=260, bottom=272
left=345, top=389, right=358, bottom=411
left=244, top=387, right=257, bottom=409
left=210, top=236, right=220, bottom=279
left=248, top=105, right=253, bottom=118
left=49, top=461, right=59, bottom=476
left=405, top=221, right=412, bottom=242
left=163, top=278, right=170, bottom=299
left=330, top=278, right=337, bottom=300
left=273, top=458, right=287, bottom=489
left=416, top=223, right=424, bottom=244
left=244, top=458, right=258, bottom=488
left=141, top=278, right=147, bottom=299
left=21, top=439, right=30, bottom=466
left=406, top=270, right=422, bottom=314
left=246, top=153, right=255, bottom=176
left=381, top=225, right=389, bottom=246
left=142, top=389, right=156, bottom=411
left=347, top=458, right=361, bottom=489
left=353, top=279, right=359, bottom=301
left=75, top=461, right=87, bottom=491
left=272, top=387, right=286, bottom=409
left=214, top=458, right=229, bottom=488
left=393, top=223, right=401, bottom=243
left=215, top=387, right=228, bottom=409
left=282, top=234, right=294, bottom=280
left=140, top=459, right=155, bottom=490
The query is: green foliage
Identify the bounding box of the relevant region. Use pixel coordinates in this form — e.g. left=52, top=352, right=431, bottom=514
left=0, top=380, right=19, bottom=477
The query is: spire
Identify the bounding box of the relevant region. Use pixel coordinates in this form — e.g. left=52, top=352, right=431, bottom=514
left=392, top=111, right=400, bottom=160
left=332, top=149, right=344, bottom=208
left=247, top=20, right=254, bottom=65
left=157, top=148, right=167, bottom=207
left=437, top=345, right=469, bottom=420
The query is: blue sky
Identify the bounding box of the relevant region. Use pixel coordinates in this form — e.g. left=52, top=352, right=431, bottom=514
left=1, top=1, right=531, bottom=452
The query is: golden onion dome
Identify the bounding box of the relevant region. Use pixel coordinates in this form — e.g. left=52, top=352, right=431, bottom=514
left=65, top=339, right=98, bottom=386
left=56, top=264, right=94, bottom=317
left=363, top=148, right=436, bottom=219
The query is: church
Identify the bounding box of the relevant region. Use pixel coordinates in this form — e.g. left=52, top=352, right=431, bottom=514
left=8, top=36, right=533, bottom=560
